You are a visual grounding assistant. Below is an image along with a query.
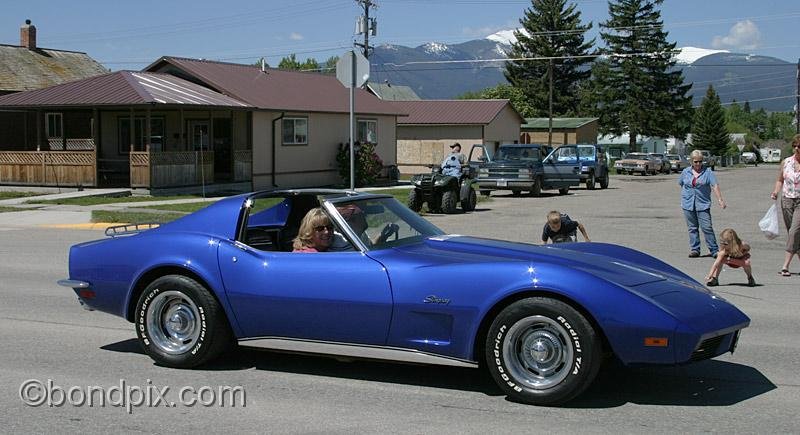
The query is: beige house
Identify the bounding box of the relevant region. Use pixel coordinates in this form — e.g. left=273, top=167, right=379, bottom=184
left=520, top=118, right=599, bottom=146
left=392, top=100, right=523, bottom=175
left=0, top=56, right=403, bottom=191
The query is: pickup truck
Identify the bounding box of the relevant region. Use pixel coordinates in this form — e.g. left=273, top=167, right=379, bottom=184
left=696, top=150, right=717, bottom=170
left=470, top=143, right=581, bottom=197
left=577, top=144, right=609, bottom=189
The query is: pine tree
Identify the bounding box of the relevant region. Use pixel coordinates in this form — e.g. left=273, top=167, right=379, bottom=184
left=693, top=85, right=729, bottom=156
left=504, top=0, right=595, bottom=117
left=588, top=0, right=692, bottom=151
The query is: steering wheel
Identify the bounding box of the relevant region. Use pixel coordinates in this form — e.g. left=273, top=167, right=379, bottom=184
left=380, top=223, right=400, bottom=242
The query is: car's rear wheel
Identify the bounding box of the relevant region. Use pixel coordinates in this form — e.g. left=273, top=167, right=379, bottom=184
left=135, top=275, right=232, bottom=368
left=486, top=297, right=601, bottom=405
left=512, top=189, right=522, bottom=197
left=558, top=187, right=569, bottom=195
left=585, top=172, right=596, bottom=190
left=407, top=189, right=422, bottom=212
left=480, top=190, right=491, bottom=197
left=599, top=173, right=609, bottom=189
left=441, top=189, right=458, bottom=214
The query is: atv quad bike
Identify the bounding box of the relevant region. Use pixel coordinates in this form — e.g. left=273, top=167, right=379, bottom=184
left=407, top=165, right=477, bottom=214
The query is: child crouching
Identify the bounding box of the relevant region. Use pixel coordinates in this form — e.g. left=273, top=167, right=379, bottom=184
left=706, top=228, right=755, bottom=287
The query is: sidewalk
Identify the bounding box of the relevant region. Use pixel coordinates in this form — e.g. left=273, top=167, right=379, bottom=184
left=0, top=185, right=412, bottom=229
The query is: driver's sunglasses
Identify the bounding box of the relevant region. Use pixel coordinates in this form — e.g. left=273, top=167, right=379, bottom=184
left=314, top=225, right=334, bottom=233
left=692, top=160, right=703, bottom=163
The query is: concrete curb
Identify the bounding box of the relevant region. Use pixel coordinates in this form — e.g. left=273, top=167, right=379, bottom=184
left=39, top=222, right=120, bottom=230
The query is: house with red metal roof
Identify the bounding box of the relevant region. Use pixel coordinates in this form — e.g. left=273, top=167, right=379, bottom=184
left=391, top=99, right=523, bottom=175
left=0, top=55, right=403, bottom=191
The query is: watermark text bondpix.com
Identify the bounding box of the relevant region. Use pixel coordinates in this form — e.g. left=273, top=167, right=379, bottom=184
left=19, top=379, right=246, bottom=413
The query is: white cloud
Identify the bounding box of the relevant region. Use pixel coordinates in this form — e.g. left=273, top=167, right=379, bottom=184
left=289, top=32, right=304, bottom=41
left=711, top=20, right=761, bottom=51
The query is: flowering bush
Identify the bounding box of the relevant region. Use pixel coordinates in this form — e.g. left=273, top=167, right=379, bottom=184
left=336, top=141, right=383, bottom=187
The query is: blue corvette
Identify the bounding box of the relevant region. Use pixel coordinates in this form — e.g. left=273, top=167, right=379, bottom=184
left=59, top=189, right=750, bottom=405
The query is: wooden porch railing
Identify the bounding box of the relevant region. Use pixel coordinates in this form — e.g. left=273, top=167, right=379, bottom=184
left=233, top=150, right=252, bottom=182
left=0, top=151, right=96, bottom=187
left=130, top=149, right=214, bottom=188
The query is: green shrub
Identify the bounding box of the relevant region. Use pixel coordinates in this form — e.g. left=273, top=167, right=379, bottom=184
left=337, top=141, right=383, bottom=187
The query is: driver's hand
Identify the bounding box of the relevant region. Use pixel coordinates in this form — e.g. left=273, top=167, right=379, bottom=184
left=380, top=223, right=399, bottom=240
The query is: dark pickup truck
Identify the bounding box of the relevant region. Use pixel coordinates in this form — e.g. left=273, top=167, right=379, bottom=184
left=470, top=143, right=581, bottom=197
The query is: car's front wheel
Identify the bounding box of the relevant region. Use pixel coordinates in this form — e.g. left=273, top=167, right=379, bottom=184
left=585, top=171, right=596, bottom=190
left=135, top=275, right=232, bottom=368
left=558, top=186, right=569, bottom=195
left=485, top=297, right=601, bottom=405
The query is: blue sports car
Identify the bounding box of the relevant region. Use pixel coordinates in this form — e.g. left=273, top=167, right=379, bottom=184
left=59, top=189, right=750, bottom=405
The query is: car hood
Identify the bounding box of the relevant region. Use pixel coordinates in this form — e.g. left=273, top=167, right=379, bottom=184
left=485, top=159, right=536, bottom=166
left=396, top=236, right=694, bottom=291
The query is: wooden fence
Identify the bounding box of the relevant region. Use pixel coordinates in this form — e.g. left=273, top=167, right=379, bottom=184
left=130, top=150, right=214, bottom=188
left=0, top=151, right=96, bottom=187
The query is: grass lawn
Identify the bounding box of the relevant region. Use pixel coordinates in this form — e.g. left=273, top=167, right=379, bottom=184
left=0, top=191, right=44, bottom=200
left=90, top=188, right=490, bottom=224
left=29, top=194, right=206, bottom=206
left=0, top=206, right=24, bottom=213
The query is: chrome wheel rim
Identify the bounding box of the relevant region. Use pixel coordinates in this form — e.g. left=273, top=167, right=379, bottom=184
left=503, top=315, right=573, bottom=390
left=146, top=290, right=201, bottom=354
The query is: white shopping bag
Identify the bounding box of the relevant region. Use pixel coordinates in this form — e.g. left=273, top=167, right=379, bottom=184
left=759, top=204, right=780, bottom=240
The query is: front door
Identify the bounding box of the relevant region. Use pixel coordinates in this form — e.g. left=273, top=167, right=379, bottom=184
left=188, top=121, right=210, bottom=150
left=543, top=145, right=581, bottom=187
left=218, top=242, right=394, bottom=344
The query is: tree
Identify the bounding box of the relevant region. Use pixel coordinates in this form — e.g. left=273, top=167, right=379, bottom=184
left=588, top=0, right=692, bottom=150
left=504, top=0, right=595, bottom=117
left=457, top=84, right=537, bottom=118
left=278, top=54, right=302, bottom=70
left=692, top=85, right=729, bottom=156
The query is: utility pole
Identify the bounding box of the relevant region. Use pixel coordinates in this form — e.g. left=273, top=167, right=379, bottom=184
left=548, top=58, right=554, bottom=148
left=354, top=0, right=377, bottom=59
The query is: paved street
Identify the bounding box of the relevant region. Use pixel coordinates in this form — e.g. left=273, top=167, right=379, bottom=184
left=0, top=164, right=797, bottom=433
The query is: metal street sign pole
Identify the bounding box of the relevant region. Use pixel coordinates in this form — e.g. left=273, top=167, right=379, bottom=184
left=350, top=50, right=356, bottom=190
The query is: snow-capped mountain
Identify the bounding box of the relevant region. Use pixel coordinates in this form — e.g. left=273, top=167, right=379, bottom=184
left=369, top=31, right=794, bottom=110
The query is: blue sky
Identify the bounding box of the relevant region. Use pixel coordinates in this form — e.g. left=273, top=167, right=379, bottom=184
left=2, top=0, right=799, bottom=71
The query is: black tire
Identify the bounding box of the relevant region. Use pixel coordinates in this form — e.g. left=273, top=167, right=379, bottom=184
left=485, top=297, right=601, bottom=405
left=461, top=187, right=477, bottom=212
left=427, top=194, right=441, bottom=213
left=585, top=171, right=596, bottom=190
left=617, top=169, right=625, bottom=175
left=407, top=189, right=422, bottom=212
left=135, top=275, right=232, bottom=368
left=599, top=173, right=609, bottom=189
left=441, top=189, right=458, bottom=214
left=480, top=190, right=491, bottom=197
left=512, top=189, right=522, bottom=197
left=531, top=176, right=542, bottom=197
left=558, top=187, right=569, bottom=195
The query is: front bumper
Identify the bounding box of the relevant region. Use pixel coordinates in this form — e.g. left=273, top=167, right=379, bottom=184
left=475, top=179, right=535, bottom=190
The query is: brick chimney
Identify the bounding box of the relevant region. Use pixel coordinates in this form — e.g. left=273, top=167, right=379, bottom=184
left=20, top=19, right=36, bottom=49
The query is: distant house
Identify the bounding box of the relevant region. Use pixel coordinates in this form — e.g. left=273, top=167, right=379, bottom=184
left=520, top=118, right=598, bottom=146
left=0, top=20, right=107, bottom=96
left=392, top=99, right=523, bottom=175
left=0, top=56, right=404, bottom=191
left=597, top=134, right=669, bottom=158
left=366, top=82, right=420, bottom=101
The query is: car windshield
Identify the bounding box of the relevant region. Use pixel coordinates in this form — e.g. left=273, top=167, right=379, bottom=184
left=578, top=146, right=595, bottom=159
left=666, top=154, right=679, bottom=160
left=496, top=147, right=541, bottom=162
left=328, top=196, right=445, bottom=250
left=625, top=153, right=648, bottom=159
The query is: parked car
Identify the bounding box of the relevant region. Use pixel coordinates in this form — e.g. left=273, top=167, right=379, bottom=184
left=59, top=189, right=750, bottom=406
left=472, top=144, right=581, bottom=196
left=614, top=152, right=658, bottom=175
left=648, top=153, right=671, bottom=174
left=577, top=144, right=610, bottom=189
left=696, top=150, right=717, bottom=170
left=665, top=154, right=689, bottom=172
left=741, top=151, right=758, bottom=165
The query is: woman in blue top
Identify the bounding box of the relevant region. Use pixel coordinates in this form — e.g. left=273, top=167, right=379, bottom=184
left=679, top=150, right=727, bottom=258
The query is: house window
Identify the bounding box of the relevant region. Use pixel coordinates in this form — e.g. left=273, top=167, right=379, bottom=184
left=357, top=119, right=377, bottom=144
left=46, top=113, right=63, bottom=138
left=118, top=117, right=165, bottom=153
left=282, top=117, right=308, bottom=145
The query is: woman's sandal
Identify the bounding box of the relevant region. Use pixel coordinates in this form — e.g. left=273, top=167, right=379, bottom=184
left=779, top=269, right=791, bottom=277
